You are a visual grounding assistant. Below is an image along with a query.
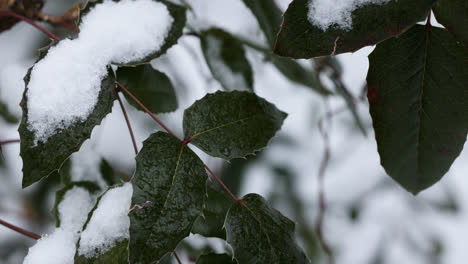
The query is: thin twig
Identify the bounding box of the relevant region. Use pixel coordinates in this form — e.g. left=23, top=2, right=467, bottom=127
left=204, top=164, right=240, bottom=203
left=315, top=98, right=335, bottom=264
left=173, top=251, right=183, bottom=264
left=116, top=91, right=139, bottom=155
left=0, top=218, right=40, bottom=240
left=0, top=11, right=61, bottom=41
left=115, top=81, right=182, bottom=141
left=0, top=139, right=20, bottom=145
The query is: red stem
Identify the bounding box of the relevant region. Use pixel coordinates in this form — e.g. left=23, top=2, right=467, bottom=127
left=173, top=251, right=182, bottom=264
left=116, top=91, right=139, bottom=155
left=0, top=139, right=20, bottom=145
left=115, top=81, right=182, bottom=141
left=204, top=164, right=240, bottom=203
left=0, top=218, right=41, bottom=240
left=0, top=11, right=61, bottom=41
left=53, top=20, right=78, bottom=33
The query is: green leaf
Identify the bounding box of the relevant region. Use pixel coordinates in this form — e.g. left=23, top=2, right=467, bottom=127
left=116, top=65, right=178, bottom=114
left=200, top=28, right=254, bottom=92
left=433, top=0, right=468, bottom=47
left=274, top=0, right=436, bottom=58
left=129, top=132, right=207, bottom=263
left=19, top=61, right=116, bottom=188
left=0, top=100, right=19, bottom=124
left=51, top=181, right=100, bottom=228
left=225, top=193, right=310, bottom=264
left=192, top=185, right=233, bottom=239
left=367, top=25, right=468, bottom=194
left=241, top=0, right=282, bottom=48
left=196, top=253, right=236, bottom=264
left=183, top=91, right=287, bottom=160
left=80, top=0, right=186, bottom=66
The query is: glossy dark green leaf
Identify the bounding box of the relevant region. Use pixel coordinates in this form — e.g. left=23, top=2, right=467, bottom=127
left=80, top=0, right=186, bottom=66
left=196, top=253, right=236, bottom=264
left=241, top=0, right=282, bottom=48
left=433, top=0, right=468, bottom=47
left=192, top=185, right=233, bottom=239
left=0, top=100, right=19, bottom=124
left=116, top=65, right=178, bottom=114
left=367, top=25, right=468, bottom=194
left=183, top=91, right=287, bottom=160
left=129, top=132, right=207, bottom=263
left=274, top=0, right=436, bottom=58
left=225, top=193, right=310, bottom=264
left=51, top=181, right=100, bottom=227
left=19, top=58, right=116, bottom=188
left=201, top=28, right=254, bottom=92
left=75, top=184, right=129, bottom=264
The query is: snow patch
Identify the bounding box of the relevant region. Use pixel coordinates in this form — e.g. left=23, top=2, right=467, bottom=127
left=78, top=183, right=133, bottom=258
left=307, top=0, right=392, bottom=31
left=23, top=187, right=96, bottom=264
left=26, top=0, right=174, bottom=143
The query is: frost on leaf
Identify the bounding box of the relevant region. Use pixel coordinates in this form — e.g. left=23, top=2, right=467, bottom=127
left=23, top=187, right=96, bottom=264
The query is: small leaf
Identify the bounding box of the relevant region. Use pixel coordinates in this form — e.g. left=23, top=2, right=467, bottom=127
left=51, top=181, right=100, bottom=228
left=433, top=0, right=468, bottom=47
left=367, top=25, right=468, bottom=194
left=183, top=91, right=287, bottom=160
left=241, top=0, right=282, bottom=48
left=19, top=61, right=116, bottom=188
left=274, top=0, right=436, bottom=58
left=116, top=65, right=178, bottom=114
left=192, top=185, right=233, bottom=239
left=200, top=28, right=254, bottom=92
left=225, top=193, right=310, bottom=264
left=129, top=132, right=207, bottom=263
left=79, top=0, right=186, bottom=65
left=0, top=100, right=19, bottom=124
left=196, top=253, right=236, bottom=264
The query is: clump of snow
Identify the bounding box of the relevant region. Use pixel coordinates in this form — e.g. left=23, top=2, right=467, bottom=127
left=78, top=183, right=133, bottom=258
left=58, top=187, right=96, bottom=230
left=26, top=0, right=174, bottom=143
left=23, top=187, right=96, bottom=264
left=23, top=230, right=77, bottom=264
left=307, top=0, right=392, bottom=31
left=205, top=35, right=249, bottom=91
